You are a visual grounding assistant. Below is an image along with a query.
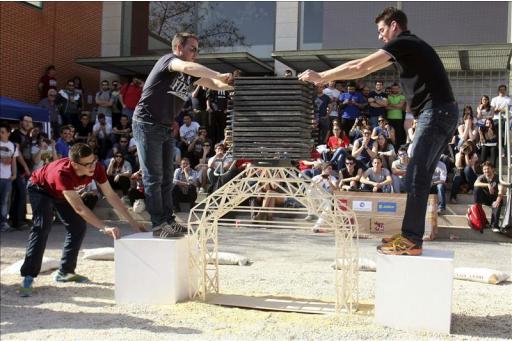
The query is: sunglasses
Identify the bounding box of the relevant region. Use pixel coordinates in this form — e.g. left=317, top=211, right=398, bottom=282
left=399, top=153, right=407, bottom=156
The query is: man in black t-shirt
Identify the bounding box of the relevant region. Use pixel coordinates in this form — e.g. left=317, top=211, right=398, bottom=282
left=367, top=80, right=388, bottom=128
left=132, top=32, right=233, bottom=238
left=299, top=7, right=458, bottom=255
left=473, top=162, right=505, bottom=232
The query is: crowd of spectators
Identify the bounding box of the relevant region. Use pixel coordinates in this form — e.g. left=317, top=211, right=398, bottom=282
left=0, top=66, right=509, bottom=233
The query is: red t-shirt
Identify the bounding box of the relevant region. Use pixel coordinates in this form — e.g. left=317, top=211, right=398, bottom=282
left=120, top=82, right=142, bottom=110
left=299, top=150, right=321, bottom=171
left=327, top=135, right=350, bottom=150
left=30, top=158, right=107, bottom=199
left=39, top=75, right=57, bottom=99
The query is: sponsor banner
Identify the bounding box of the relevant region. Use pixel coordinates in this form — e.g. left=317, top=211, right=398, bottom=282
left=352, top=200, right=372, bottom=212
left=377, top=202, right=397, bottom=213
left=338, top=198, right=348, bottom=211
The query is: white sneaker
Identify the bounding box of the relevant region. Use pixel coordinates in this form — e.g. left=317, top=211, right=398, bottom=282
left=304, top=215, right=318, bottom=222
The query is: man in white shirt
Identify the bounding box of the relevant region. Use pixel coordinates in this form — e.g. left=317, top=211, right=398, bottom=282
left=430, top=160, right=447, bottom=214
left=0, top=123, right=18, bottom=232
left=490, top=84, right=511, bottom=121
left=179, top=112, right=200, bottom=154
left=322, top=80, right=341, bottom=100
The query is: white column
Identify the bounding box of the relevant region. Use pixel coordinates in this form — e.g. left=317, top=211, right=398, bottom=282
left=274, top=1, right=299, bottom=76
left=100, top=1, right=123, bottom=81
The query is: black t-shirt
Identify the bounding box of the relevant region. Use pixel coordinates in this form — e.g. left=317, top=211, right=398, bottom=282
left=314, top=94, right=331, bottom=118
left=477, top=174, right=499, bottom=188
left=341, top=164, right=361, bottom=180
left=75, top=123, right=93, bottom=139
left=368, top=91, right=388, bottom=117
left=206, top=89, right=230, bottom=112
left=381, top=31, right=455, bottom=115
left=134, top=53, right=199, bottom=126
left=9, top=129, right=32, bottom=170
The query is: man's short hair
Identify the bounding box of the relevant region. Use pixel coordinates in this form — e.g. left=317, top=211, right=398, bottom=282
left=375, top=80, right=384, bottom=85
left=69, top=143, right=93, bottom=163
left=80, top=113, right=89, bottom=119
left=322, top=162, right=333, bottom=170
left=345, top=155, right=356, bottom=163
left=67, top=79, right=75, bottom=85
left=398, top=146, right=408, bottom=153
left=19, top=114, right=32, bottom=122
left=375, top=7, right=408, bottom=31
left=98, top=113, right=106, bottom=119
left=481, top=161, right=495, bottom=169
left=0, top=122, right=10, bottom=131
left=214, top=143, right=225, bottom=150
left=60, top=126, right=71, bottom=134
left=391, top=82, right=400, bottom=87
left=498, top=84, right=507, bottom=91
left=171, top=32, right=198, bottom=52
left=101, top=80, right=109, bottom=85
left=183, top=112, right=192, bottom=119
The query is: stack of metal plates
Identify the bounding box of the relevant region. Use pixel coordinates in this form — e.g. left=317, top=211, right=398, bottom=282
left=231, top=77, right=315, bottom=161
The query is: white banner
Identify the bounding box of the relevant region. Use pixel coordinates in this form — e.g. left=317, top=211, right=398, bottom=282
left=352, top=200, right=372, bottom=212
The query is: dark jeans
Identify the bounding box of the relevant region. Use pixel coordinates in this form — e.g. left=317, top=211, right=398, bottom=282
left=401, top=102, right=459, bottom=246
left=387, top=118, right=405, bottom=148
left=172, top=185, right=198, bottom=209
left=480, top=145, right=498, bottom=167
left=10, top=174, right=27, bottom=227
left=341, top=118, right=355, bottom=137
left=322, top=148, right=348, bottom=171
left=473, top=187, right=502, bottom=228
left=108, top=175, right=131, bottom=196
left=450, top=166, right=478, bottom=200
left=132, top=119, right=176, bottom=228
left=209, top=110, right=227, bottom=145
left=20, top=183, right=87, bottom=277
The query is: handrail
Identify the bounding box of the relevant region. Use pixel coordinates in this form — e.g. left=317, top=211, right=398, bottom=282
left=498, top=106, right=511, bottom=187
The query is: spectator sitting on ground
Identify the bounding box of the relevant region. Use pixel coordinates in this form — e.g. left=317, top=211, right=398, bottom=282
left=251, top=177, right=286, bottom=222
left=188, top=127, right=212, bottom=167
left=338, top=155, right=363, bottom=191
left=128, top=169, right=145, bottom=207
left=457, top=108, right=479, bottom=146
left=195, top=141, right=212, bottom=192
left=179, top=112, right=200, bottom=154
left=450, top=141, right=479, bottom=204
left=92, top=113, right=112, bottom=160
left=476, top=95, right=492, bottom=126
left=360, top=156, right=393, bottom=193
left=431, top=160, right=448, bottom=214
left=352, top=127, right=377, bottom=170
left=86, top=136, right=101, bottom=160
left=322, top=125, right=350, bottom=171
left=106, top=152, right=132, bottom=201
left=55, top=125, right=73, bottom=159
left=207, top=143, right=235, bottom=194
left=112, top=114, right=131, bottom=144
left=374, top=134, right=396, bottom=170
left=31, top=134, right=57, bottom=170
left=309, top=163, right=338, bottom=231
left=479, top=117, right=498, bottom=166
left=77, top=180, right=99, bottom=211
left=74, top=113, right=93, bottom=144
left=371, top=115, right=396, bottom=145
left=172, top=158, right=199, bottom=212
left=299, top=146, right=322, bottom=179
left=349, top=116, right=370, bottom=141
left=391, top=146, right=408, bottom=193
left=473, top=161, right=506, bottom=232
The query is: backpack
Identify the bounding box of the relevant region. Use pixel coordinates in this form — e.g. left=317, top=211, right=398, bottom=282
left=467, top=204, right=488, bottom=233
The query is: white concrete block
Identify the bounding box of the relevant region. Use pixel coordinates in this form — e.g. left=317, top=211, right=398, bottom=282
left=115, top=232, right=196, bottom=304
left=375, top=249, right=454, bottom=334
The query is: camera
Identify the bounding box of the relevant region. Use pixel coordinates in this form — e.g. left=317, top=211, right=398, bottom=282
left=321, top=173, right=329, bottom=179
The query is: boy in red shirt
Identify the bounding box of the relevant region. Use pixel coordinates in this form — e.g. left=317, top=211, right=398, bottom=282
left=19, top=143, right=145, bottom=297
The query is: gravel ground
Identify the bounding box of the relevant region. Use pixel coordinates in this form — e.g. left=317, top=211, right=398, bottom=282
left=1, top=217, right=511, bottom=340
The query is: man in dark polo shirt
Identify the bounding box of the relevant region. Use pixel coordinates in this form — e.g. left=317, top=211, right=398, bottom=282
left=18, top=143, right=145, bottom=297
left=299, top=7, right=458, bottom=255
left=132, top=32, right=233, bottom=239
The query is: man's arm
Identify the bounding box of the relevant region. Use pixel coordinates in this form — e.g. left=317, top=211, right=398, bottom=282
left=299, top=50, right=392, bottom=84
left=169, top=59, right=232, bottom=85
left=62, top=190, right=120, bottom=239
left=97, top=181, right=146, bottom=232
left=194, top=78, right=233, bottom=91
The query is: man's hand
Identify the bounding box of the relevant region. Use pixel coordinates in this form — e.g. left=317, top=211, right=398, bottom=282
left=103, top=226, right=121, bottom=239
left=492, top=197, right=502, bottom=208
left=488, top=183, right=496, bottom=195
left=298, top=69, right=323, bottom=85
left=216, top=73, right=233, bottom=85
left=131, top=223, right=147, bottom=232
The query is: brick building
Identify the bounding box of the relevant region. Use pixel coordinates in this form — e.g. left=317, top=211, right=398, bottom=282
left=0, top=1, right=102, bottom=106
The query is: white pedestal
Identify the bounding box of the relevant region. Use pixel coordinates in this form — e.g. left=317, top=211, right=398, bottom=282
left=375, top=249, right=454, bottom=334
left=115, top=232, right=195, bottom=304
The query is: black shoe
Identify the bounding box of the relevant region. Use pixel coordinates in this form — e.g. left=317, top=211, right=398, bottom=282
left=152, top=221, right=188, bottom=239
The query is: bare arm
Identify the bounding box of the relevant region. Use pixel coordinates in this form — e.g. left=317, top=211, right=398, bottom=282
left=169, top=59, right=232, bottom=85
left=195, top=78, right=233, bottom=91
left=299, top=50, right=392, bottom=84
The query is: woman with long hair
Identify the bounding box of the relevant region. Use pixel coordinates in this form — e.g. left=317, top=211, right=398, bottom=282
left=450, top=141, right=479, bottom=203
left=323, top=125, right=350, bottom=170
left=106, top=152, right=132, bottom=198
left=476, top=95, right=492, bottom=126
left=479, top=117, right=498, bottom=166
left=457, top=109, right=479, bottom=146
left=373, top=133, right=396, bottom=170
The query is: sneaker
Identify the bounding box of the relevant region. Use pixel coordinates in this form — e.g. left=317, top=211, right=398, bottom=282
left=377, top=237, right=422, bottom=256
left=437, top=208, right=446, bottom=215
left=491, top=227, right=501, bottom=233
left=304, top=215, right=318, bottom=222
left=18, top=276, right=34, bottom=297
left=381, top=233, right=402, bottom=244
left=153, top=221, right=188, bottom=239
left=54, top=271, right=89, bottom=283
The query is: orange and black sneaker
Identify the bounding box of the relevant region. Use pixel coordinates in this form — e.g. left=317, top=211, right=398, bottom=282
left=377, top=236, right=422, bottom=256
left=381, top=233, right=402, bottom=244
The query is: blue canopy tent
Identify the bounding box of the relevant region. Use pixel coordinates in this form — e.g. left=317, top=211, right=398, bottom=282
left=0, top=96, right=50, bottom=133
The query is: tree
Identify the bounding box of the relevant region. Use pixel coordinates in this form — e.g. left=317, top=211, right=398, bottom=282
left=149, top=1, right=247, bottom=51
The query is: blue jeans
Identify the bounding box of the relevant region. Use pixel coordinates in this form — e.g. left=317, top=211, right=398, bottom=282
left=21, top=182, right=87, bottom=277
left=401, top=102, right=459, bottom=246
left=0, top=179, right=12, bottom=224
left=132, top=119, right=176, bottom=228
left=450, top=166, right=478, bottom=200
left=430, top=183, right=446, bottom=209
